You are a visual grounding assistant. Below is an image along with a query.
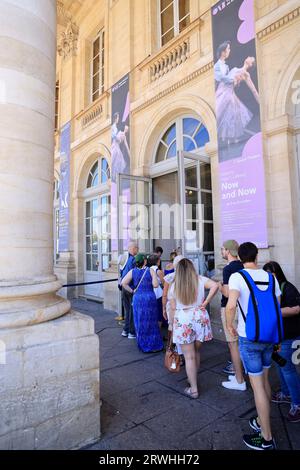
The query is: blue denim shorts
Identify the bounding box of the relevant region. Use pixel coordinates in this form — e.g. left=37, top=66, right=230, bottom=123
left=239, top=336, right=273, bottom=376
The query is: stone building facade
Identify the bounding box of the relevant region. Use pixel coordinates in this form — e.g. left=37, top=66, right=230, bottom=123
left=54, top=0, right=300, bottom=336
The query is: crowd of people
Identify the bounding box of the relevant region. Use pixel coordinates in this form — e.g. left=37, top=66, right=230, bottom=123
left=118, top=240, right=300, bottom=450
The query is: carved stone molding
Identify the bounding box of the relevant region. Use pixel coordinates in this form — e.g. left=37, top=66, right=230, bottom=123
left=57, top=20, right=79, bottom=59
left=132, top=61, right=214, bottom=115
left=57, top=1, right=71, bottom=26
left=257, top=6, right=300, bottom=40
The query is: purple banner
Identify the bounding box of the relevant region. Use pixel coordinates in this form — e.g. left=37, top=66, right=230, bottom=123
left=212, top=0, right=268, bottom=248
left=111, top=74, right=130, bottom=251
left=58, top=121, right=71, bottom=252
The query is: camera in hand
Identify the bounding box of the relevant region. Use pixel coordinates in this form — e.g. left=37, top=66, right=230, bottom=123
left=272, top=351, right=287, bottom=367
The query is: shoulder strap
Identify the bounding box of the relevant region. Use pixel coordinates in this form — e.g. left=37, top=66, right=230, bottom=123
left=119, top=252, right=129, bottom=271
left=237, top=300, right=246, bottom=322
left=134, top=268, right=148, bottom=294
left=272, top=274, right=283, bottom=343
left=238, top=271, right=260, bottom=342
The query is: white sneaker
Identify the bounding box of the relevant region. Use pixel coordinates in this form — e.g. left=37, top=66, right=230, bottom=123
left=128, top=333, right=136, bottom=339
left=229, top=374, right=235, bottom=381
left=222, top=375, right=247, bottom=391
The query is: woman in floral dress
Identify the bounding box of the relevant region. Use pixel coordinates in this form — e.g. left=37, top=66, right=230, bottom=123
left=169, top=259, right=218, bottom=398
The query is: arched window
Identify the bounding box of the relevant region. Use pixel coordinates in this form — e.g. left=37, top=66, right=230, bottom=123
left=101, top=158, right=110, bottom=183
left=84, top=158, right=111, bottom=286
left=87, top=161, right=99, bottom=188
left=87, top=158, right=110, bottom=188
left=155, top=117, right=209, bottom=163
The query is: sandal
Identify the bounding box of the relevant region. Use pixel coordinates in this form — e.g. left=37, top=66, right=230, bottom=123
left=183, top=387, right=199, bottom=399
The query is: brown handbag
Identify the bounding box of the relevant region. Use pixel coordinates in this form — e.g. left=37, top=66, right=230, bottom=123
left=164, top=331, right=180, bottom=373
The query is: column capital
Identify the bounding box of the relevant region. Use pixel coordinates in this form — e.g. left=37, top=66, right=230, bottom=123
left=57, top=20, right=79, bottom=59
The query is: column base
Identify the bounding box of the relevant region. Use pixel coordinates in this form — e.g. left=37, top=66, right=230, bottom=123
left=0, top=311, right=100, bottom=450
left=0, top=277, right=71, bottom=329
left=55, top=252, right=77, bottom=300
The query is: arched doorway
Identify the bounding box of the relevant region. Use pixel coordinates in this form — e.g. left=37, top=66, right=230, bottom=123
left=83, top=157, right=111, bottom=299
left=150, top=115, right=213, bottom=275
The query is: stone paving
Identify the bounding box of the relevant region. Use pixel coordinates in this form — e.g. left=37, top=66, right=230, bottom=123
left=71, top=298, right=300, bottom=451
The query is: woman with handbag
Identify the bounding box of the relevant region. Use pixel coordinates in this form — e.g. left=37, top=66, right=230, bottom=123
left=122, top=253, right=164, bottom=353
left=169, top=259, right=218, bottom=398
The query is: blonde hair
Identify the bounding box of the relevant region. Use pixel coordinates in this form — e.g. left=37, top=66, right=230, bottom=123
left=174, top=259, right=198, bottom=306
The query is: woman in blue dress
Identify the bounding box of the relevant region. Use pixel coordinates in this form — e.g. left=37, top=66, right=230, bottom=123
left=122, top=253, right=164, bottom=353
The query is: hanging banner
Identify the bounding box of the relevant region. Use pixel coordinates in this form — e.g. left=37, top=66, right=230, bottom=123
left=58, top=121, right=71, bottom=252
left=111, top=74, right=130, bottom=251
left=212, top=0, right=268, bottom=247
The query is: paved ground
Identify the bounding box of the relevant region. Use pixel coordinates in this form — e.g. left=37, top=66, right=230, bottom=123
left=72, top=298, right=300, bottom=451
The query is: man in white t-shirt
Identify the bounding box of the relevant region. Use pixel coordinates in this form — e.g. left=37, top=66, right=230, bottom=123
left=226, top=242, right=281, bottom=451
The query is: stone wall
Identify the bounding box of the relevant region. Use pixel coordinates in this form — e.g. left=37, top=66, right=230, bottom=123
left=0, top=312, right=100, bottom=449
left=55, top=0, right=300, bottom=310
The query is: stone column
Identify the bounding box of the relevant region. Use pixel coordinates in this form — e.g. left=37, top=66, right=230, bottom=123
left=0, top=0, right=100, bottom=449
left=0, top=0, right=70, bottom=327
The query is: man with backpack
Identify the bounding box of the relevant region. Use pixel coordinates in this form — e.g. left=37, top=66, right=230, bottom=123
left=219, top=240, right=246, bottom=390
left=226, top=242, right=282, bottom=450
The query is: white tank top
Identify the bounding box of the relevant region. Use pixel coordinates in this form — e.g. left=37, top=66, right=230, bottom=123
left=170, top=277, right=209, bottom=309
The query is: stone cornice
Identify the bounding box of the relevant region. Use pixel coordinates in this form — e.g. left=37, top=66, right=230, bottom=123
left=257, top=5, right=300, bottom=40
left=132, top=61, right=214, bottom=115
left=57, top=1, right=71, bottom=26
left=71, top=120, right=111, bottom=152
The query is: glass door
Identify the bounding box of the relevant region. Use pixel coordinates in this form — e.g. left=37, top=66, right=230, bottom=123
left=117, top=174, right=152, bottom=255
left=177, top=150, right=214, bottom=276
left=116, top=174, right=152, bottom=315
left=84, top=194, right=111, bottom=299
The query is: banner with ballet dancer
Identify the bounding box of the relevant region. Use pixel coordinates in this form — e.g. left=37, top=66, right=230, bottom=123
left=212, top=0, right=268, bottom=248
left=111, top=74, right=130, bottom=251
left=59, top=121, right=71, bottom=252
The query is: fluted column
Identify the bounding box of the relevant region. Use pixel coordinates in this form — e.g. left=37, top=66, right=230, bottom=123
left=0, top=0, right=70, bottom=328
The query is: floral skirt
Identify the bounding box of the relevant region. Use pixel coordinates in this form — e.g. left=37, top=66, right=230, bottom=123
left=173, top=306, right=213, bottom=345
